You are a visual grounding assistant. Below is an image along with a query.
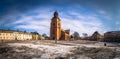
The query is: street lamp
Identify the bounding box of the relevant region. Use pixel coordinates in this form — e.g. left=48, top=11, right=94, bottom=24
left=55, top=38, right=57, bottom=44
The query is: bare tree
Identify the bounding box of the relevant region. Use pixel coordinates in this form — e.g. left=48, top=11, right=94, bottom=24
left=42, top=33, right=50, bottom=40
left=73, top=32, right=80, bottom=40
left=42, top=33, right=47, bottom=38
left=82, top=33, right=88, bottom=38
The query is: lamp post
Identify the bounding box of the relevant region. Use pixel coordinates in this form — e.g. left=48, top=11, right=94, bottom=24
left=54, top=37, right=57, bottom=44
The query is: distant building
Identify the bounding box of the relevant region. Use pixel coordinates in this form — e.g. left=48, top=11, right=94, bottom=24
left=104, top=31, right=120, bottom=42
left=30, top=32, right=40, bottom=40
left=0, top=29, right=39, bottom=40
left=90, top=31, right=104, bottom=41
left=50, top=11, right=70, bottom=40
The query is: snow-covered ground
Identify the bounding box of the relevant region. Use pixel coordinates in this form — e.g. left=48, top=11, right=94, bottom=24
left=8, top=42, right=75, bottom=59
left=1, top=40, right=119, bottom=59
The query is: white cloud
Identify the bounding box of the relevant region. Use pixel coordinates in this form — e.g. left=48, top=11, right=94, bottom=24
left=61, top=18, right=106, bottom=36
left=98, top=10, right=112, bottom=20
left=115, top=21, right=120, bottom=25
left=12, top=9, right=107, bottom=36
left=60, top=11, right=107, bottom=36
left=13, top=10, right=51, bottom=35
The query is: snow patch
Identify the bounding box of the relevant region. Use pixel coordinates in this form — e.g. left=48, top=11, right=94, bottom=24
left=8, top=43, right=74, bottom=58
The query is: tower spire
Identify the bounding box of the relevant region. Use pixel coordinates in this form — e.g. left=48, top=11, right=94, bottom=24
left=54, top=11, right=58, bottom=17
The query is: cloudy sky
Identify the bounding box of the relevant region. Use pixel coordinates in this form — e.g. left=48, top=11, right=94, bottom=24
left=0, top=0, right=120, bottom=36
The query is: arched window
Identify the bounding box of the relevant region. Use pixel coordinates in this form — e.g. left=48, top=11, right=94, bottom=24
left=58, top=23, right=60, bottom=26
left=53, top=23, right=55, bottom=25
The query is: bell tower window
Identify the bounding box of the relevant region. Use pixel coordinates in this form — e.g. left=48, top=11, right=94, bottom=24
left=53, top=23, right=55, bottom=25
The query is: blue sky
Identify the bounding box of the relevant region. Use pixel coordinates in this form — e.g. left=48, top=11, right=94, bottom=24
left=0, top=0, right=120, bottom=36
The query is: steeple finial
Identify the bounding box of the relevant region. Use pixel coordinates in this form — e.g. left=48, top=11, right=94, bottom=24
left=54, top=11, right=58, bottom=17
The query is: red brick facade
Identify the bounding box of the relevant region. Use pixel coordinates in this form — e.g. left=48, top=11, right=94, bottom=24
left=50, top=11, right=70, bottom=40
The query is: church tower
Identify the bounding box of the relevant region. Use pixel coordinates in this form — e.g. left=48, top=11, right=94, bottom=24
left=50, top=11, right=61, bottom=40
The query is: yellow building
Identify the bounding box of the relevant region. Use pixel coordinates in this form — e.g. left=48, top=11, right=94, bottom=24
left=0, top=29, right=39, bottom=40
left=50, top=11, right=70, bottom=40
left=31, top=32, right=40, bottom=40
left=90, top=31, right=104, bottom=41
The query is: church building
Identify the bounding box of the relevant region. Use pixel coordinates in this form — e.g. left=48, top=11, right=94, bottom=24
left=50, top=11, right=70, bottom=40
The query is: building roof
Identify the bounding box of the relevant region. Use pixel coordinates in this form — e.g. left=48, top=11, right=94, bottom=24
left=51, top=11, right=61, bottom=21
left=105, top=31, right=120, bottom=34
left=0, top=29, right=30, bottom=34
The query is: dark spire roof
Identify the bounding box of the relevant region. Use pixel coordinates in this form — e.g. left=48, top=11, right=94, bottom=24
left=92, top=31, right=101, bottom=36
left=54, top=11, right=58, bottom=17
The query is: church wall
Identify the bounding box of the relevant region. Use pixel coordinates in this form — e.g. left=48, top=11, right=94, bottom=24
left=50, top=11, right=70, bottom=40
